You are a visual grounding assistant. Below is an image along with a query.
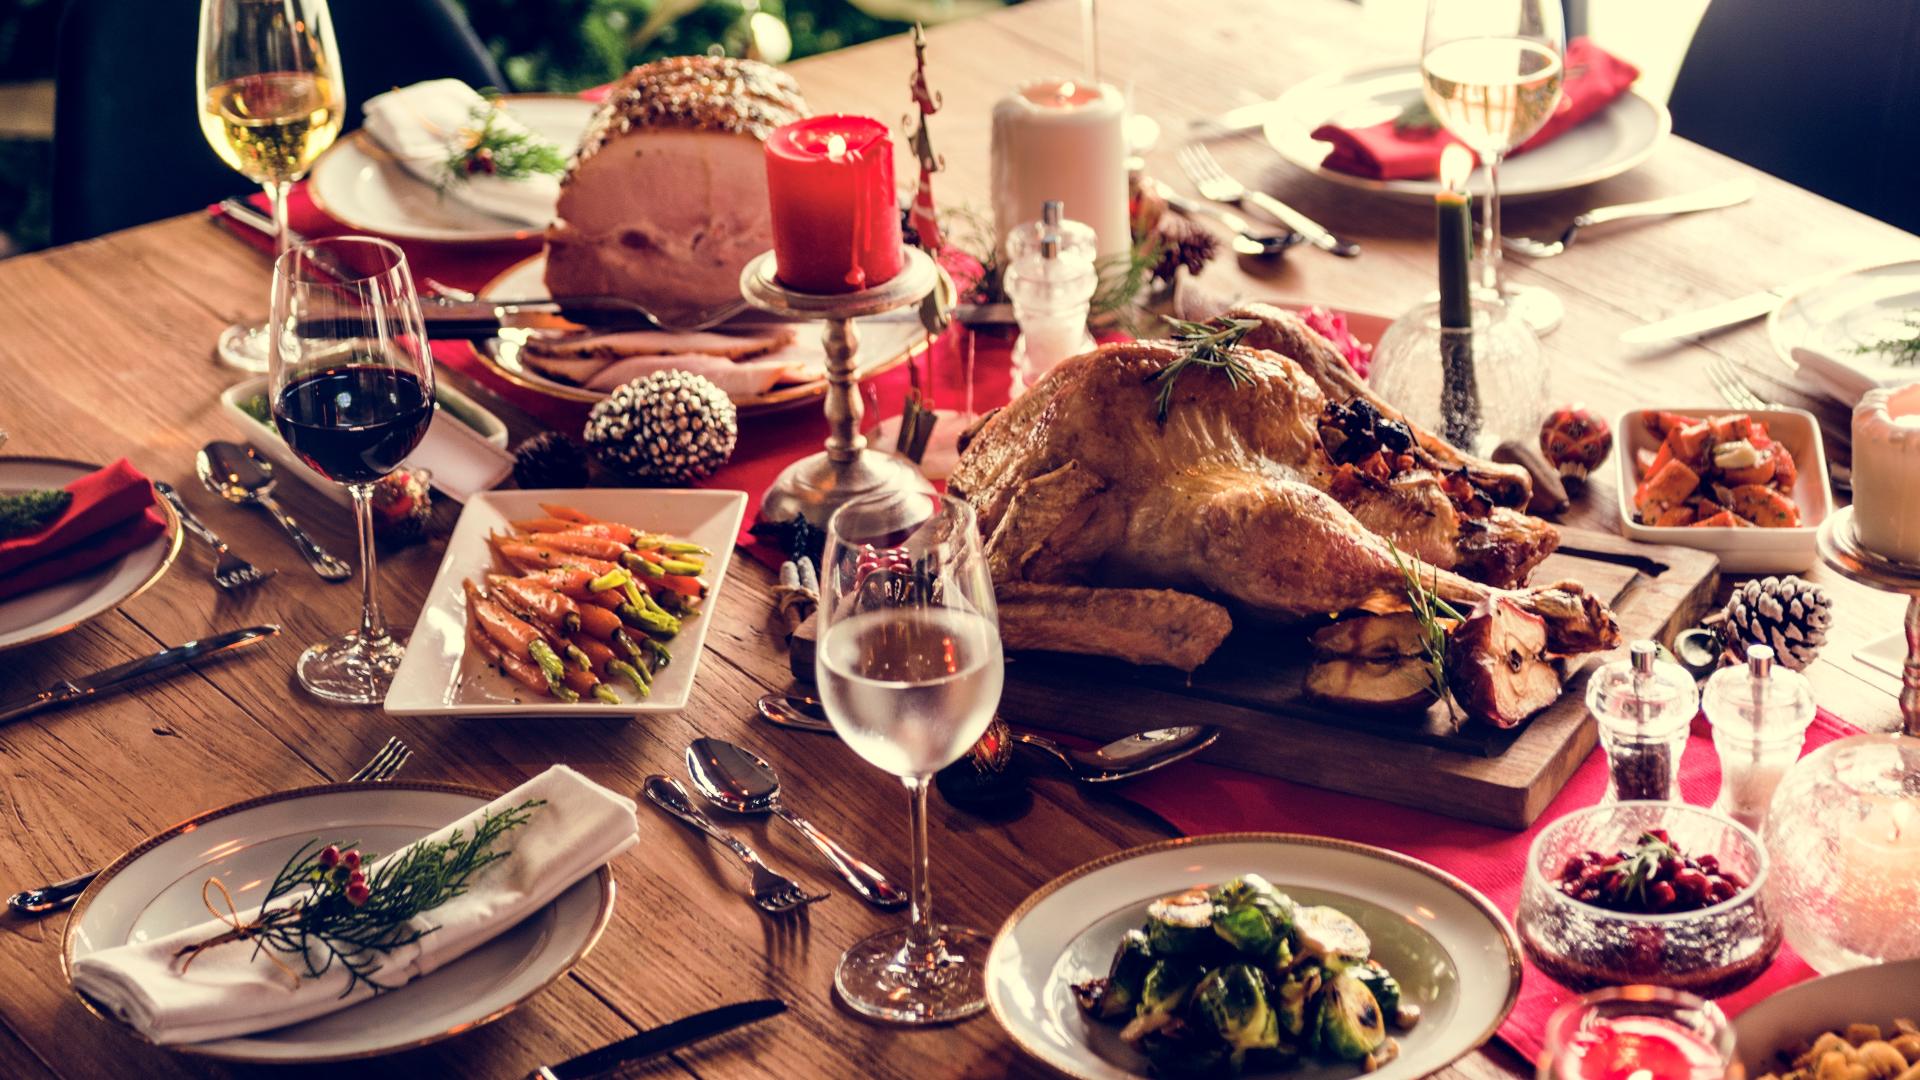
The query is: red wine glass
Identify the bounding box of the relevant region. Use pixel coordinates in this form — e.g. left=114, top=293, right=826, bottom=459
left=268, top=236, right=434, bottom=704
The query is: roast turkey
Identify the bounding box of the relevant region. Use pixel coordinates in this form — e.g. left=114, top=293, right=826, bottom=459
left=545, top=57, right=807, bottom=325
left=948, top=303, right=1619, bottom=671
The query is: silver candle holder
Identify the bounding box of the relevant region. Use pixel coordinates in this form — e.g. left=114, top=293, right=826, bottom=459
left=739, top=247, right=943, bottom=527
left=1817, top=506, right=1920, bottom=736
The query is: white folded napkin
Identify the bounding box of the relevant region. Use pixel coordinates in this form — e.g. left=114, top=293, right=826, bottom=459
left=1792, top=342, right=1908, bottom=406
left=71, top=765, right=637, bottom=1046
left=361, top=79, right=564, bottom=227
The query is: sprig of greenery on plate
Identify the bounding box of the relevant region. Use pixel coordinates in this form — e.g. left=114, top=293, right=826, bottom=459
left=1849, top=314, right=1920, bottom=367
left=442, top=100, right=568, bottom=185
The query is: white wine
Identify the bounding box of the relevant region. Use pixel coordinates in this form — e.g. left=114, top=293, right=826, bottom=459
left=1420, top=37, right=1563, bottom=154
left=200, top=72, right=341, bottom=184
left=817, top=608, right=1005, bottom=779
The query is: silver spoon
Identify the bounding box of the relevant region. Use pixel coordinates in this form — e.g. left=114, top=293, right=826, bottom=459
left=684, top=737, right=907, bottom=910
left=1164, top=191, right=1301, bottom=259
left=756, top=694, right=1221, bottom=784
left=196, top=441, right=352, bottom=582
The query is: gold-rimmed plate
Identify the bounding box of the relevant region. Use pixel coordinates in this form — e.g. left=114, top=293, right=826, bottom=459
left=985, top=833, right=1521, bottom=1080
left=63, top=781, right=615, bottom=1063
left=469, top=253, right=932, bottom=415
left=0, top=457, right=181, bottom=652
left=307, top=94, right=597, bottom=245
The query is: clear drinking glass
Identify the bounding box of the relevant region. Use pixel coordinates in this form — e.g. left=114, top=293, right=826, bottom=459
left=1421, top=0, right=1566, bottom=334
left=1538, top=986, right=1739, bottom=1080
left=268, top=237, right=434, bottom=704
left=197, top=0, right=345, bottom=371
left=815, top=491, right=1005, bottom=1023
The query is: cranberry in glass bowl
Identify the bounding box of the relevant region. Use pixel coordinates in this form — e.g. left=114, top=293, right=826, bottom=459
left=1517, top=802, right=1782, bottom=997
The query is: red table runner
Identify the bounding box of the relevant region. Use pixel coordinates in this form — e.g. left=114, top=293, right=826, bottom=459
left=212, top=187, right=1833, bottom=1067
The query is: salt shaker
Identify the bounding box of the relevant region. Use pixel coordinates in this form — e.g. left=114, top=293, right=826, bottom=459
left=1704, top=644, right=1815, bottom=832
left=1004, top=200, right=1097, bottom=394
left=1586, top=640, right=1698, bottom=803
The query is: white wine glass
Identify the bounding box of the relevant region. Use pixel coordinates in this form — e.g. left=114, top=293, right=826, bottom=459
left=268, top=237, right=433, bottom=704
left=815, top=491, right=1005, bottom=1024
left=1421, top=0, right=1565, bottom=334
left=198, top=0, right=345, bottom=371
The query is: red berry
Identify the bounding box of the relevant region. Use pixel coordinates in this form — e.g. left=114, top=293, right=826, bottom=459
left=1673, top=869, right=1709, bottom=904
left=1562, top=856, right=1588, bottom=880
left=345, top=881, right=371, bottom=907
left=1648, top=882, right=1677, bottom=910
left=1709, top=878, right=1737, bottom=902
left=318, top=844, right=341, bottom=869
left=342, top=849, right=362, bottom=872
left=1698, top=854, right=1719, bottom=873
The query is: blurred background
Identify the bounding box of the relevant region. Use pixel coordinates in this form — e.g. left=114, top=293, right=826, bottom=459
left=0, top=0, right=1001, bottom=257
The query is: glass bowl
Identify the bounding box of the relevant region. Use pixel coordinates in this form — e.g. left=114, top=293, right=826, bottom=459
left=1762, top=733, right=1920, bottom=973
left=1517, top=802, right=1782, bottom=996
left=1365, top=296, right=1547, bottom=446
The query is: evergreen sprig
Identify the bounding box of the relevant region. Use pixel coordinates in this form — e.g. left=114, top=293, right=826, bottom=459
left=1849, top=315, right=1920, bottom=367
left=0, top=489, right=70, bottom=539
left=1388, top=542, right=1467, bottom=716
left=176, top=799, right=543, bottom=998
left=1145, top=317, right=1260, bottom=424
left=442, top=101, right=568, bottom=186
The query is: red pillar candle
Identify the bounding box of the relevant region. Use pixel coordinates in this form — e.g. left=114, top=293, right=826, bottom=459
left=764, top=115, right=904, bottom=294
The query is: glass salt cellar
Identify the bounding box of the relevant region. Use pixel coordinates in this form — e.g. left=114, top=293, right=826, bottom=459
left=1704, top=644, right=1815, bottom=832
left=1004, top=200, right=1096, bottom=394
left=1586, top=640, right=1698, bottom=803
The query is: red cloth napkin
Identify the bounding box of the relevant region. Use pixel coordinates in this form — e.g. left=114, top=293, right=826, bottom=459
left=1312, top=37, right=1640, bottom=181
left=1107, top=707, right=1853, bottom=1062
left=0, top=459, right=166, bottom=600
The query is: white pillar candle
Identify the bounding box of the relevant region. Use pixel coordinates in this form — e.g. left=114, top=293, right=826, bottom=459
left=1852, top=383, right=1920, bottom=565
left=990, top=78, right=1132, bottom=263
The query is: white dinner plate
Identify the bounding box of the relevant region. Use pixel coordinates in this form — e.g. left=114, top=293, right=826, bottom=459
left=1768, top=259, right=1920, bottom=403
left=384, top=487, right=746, bottom=716
left=1731, top=958, right=1920, bottom=1077
left=1262, top=64, right=1670, bottom=203
left=470, top=254, right=933, bottom=414
left=308, top=95, right=597, bottom=244
left=0, top=457, right=180, bottom=652
left=986, top=833, right=1522, bottom=1080
left=64, top=781, right=615, bottom=1063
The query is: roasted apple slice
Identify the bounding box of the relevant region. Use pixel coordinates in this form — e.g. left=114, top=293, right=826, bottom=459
left=1445, top=597, right=1562, bottom=728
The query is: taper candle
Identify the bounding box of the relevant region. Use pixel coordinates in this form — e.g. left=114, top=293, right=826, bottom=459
left=1437, top=143, right=1479, bottom=447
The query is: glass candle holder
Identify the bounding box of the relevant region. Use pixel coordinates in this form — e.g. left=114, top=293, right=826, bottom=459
left=1761, top=732, right=1920, bottom=973
left=1538, top=986, right=1739, bottom=1080
left=1366, top=296, right=1547, bottom=450
left=1518, top=802, right=1782, bottom=997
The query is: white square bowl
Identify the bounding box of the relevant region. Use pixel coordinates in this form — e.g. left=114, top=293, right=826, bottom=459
left=1614, top=406, right=1833, bottom=573
left=384, top=487, right=747, bottom=716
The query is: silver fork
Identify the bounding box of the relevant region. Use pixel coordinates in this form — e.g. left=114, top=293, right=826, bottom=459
left=643, top=775, right=828, bottom=915
left=1504, top=180, right=1756, bottom=258
left=154, top=481, right=275, bottom=592
left=8, top=736, right=412, bottom=916
left=1176, top=143, right=1360, bottom=257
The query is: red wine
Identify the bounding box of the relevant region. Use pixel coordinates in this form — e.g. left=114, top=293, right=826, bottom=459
left=273, top=365, right=432, bottom=484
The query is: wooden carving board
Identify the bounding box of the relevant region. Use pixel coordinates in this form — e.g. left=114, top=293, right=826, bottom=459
left=792, top=528, right=1718, bottom=829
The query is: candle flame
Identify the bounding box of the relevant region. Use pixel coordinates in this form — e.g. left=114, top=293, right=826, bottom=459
left=826, top=133, right=848, bottom=161
left=1439, top=144, right=1473, bottom=192
left=1057, top=81, right=1077, bottom=104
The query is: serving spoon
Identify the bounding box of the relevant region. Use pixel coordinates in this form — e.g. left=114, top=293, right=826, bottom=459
left=684, top=737, right=907, bottom=910
left=756, top=694, right=1220, bottom=784
left=196, top=441, right=352, bottom=581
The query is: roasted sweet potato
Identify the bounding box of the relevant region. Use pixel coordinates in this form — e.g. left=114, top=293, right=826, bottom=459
left=1772, top=444, right=1798, bottom=491
left=1728, top=483, right=1801, bottom=527
left=1666, top=421, right=1714, bottom=466
left=1652, top=505, right=1697, bottom=527
left=1634, top=459, right=1701, bottom=516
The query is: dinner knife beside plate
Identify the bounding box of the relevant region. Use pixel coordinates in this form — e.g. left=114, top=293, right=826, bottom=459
left=0, top=625, right=277, bottom=726
left=528, top=999, right=787, bottom=1080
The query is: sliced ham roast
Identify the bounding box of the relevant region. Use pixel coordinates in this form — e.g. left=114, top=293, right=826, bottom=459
left=520, top=326, right=796, bottom=364
left=545, top=57, right=808, bottom=325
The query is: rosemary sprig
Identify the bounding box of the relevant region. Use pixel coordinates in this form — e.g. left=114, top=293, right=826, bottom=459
left=1848, top=315, right=1920, bottom=367
left=177, top=799, right=543, bottom=998
left=1393, top=98, right=1440, bottom=135
left=1145, top=316, right=1260, bottom=424
left=1616, top=831, right=1678, bottom=907
left=442, top=101, right=567, bottom=185
left=1388, top=542, right=1466, bottom=716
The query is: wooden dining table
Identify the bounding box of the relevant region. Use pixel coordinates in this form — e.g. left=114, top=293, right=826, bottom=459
left=3, top=0, right=1916, bottom=1076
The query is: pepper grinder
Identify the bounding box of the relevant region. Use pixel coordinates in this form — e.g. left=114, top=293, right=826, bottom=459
left=1586, top=640, right=1698, bottom=803
left=1005, top=200, right=1097, bottom=395
left=1704, top=644, right=1815, bottom=832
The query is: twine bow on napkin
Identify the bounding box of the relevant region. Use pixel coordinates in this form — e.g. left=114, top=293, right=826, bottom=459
left=172, top=879, right=300, bottom=988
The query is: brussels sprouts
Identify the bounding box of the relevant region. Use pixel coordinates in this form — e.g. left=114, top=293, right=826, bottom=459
left=1272, top=965, right=1323, bottom=1042
left=1145, top=889, right=1217, bottom=957
left=1292, top=904, right=1371, bottom=968
left=1316, top=970, right=1388, bottom=1061
left=1213, top=875, right=1296, bottom=933
left=1191, top=964, right=1281, bottom=1063
left=1119, top=959, right=1202, bottom=1044
left=1075, top=929, right=1155, bottom=1021
left=1351, top=959, right=1404, bottom=1020
left=1210, top=902, right=1278, bottom=959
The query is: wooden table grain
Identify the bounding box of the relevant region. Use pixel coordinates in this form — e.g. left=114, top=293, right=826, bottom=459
left=1, top=0, right=1914, bottom=1076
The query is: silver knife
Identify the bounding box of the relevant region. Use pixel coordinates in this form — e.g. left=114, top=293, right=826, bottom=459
left=1619, top=288, right=1789, bottom=345
left=528, top=999, right=787, bottom=1080
left=0, top=625, right=279, bottom=727
left=1189, top=99, right=1286, bottom=141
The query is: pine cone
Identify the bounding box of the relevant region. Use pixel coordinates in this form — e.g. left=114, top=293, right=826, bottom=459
left=1722, top=575, right=1832, bottom=671
left=512, top=431, right=590, bottom=490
